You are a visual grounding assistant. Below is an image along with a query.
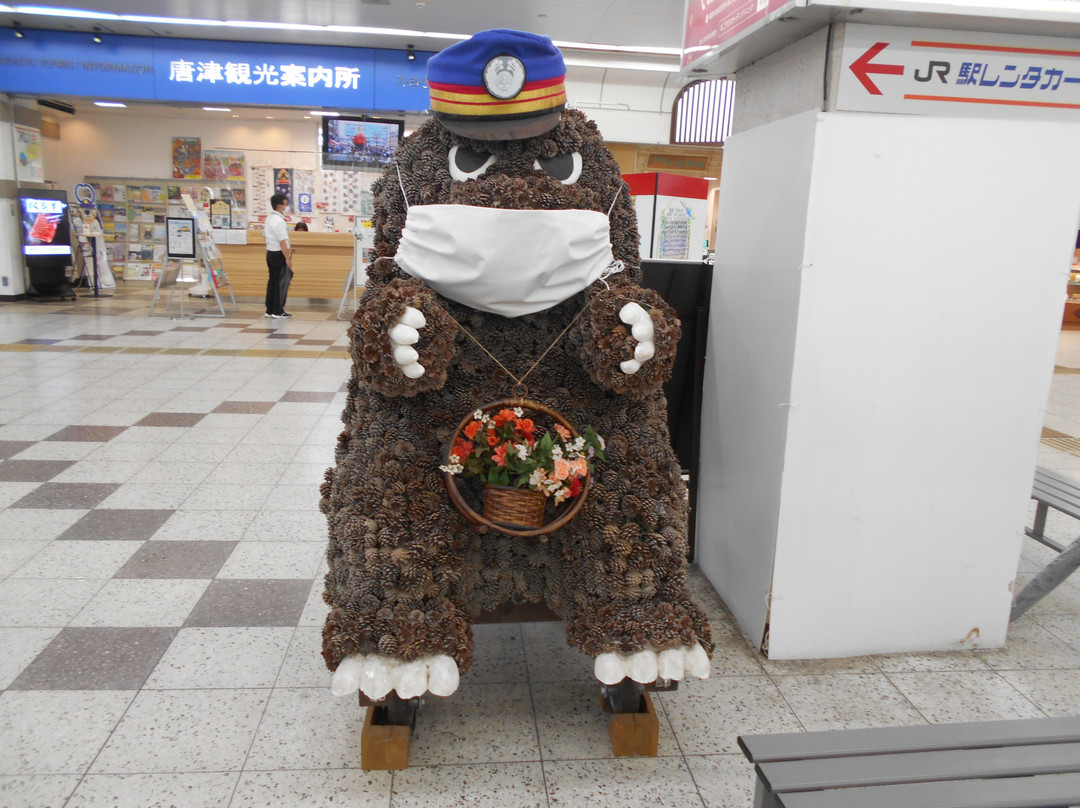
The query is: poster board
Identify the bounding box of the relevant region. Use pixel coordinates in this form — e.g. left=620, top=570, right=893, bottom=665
left=166, top=217, right=196, bottom=258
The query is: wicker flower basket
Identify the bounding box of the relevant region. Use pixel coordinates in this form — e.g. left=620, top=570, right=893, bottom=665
left=443, top=398, right=592, bottom=538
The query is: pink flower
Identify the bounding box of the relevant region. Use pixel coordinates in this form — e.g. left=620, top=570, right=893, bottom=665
left=553, top=458, right=572, bottom=481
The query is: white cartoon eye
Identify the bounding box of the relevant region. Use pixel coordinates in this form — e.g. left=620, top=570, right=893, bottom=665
left=533, top=151, right=582, bottom=185
left=449, top=144, right=495, bottom=181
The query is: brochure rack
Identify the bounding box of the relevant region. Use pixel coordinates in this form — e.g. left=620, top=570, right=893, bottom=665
left=338, top=219, right=372, bottom=320
left=150, top=196, right=238, bottom=318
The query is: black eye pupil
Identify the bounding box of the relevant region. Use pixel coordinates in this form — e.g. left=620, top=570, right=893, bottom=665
left=537, top=153, right=575, bottom=180
left=454, top=147, right=490, bottom=173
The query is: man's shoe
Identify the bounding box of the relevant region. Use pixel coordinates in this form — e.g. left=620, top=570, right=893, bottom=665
left=264, top=313, right=274, bottom=318
left=279, top=312, right=292, bottom=318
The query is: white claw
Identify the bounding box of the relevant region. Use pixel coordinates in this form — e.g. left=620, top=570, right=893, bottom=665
left=392, top=345, right=420, bottom=365
left=619, top=301, right=647, bottom=325
left=388, top=323, right=420, bottom=346
left=685, top=643, right=711, bottom=679
left=631, top=318, right=655, bottom=342
left=658, top=648, right=684, bottom=681
left=360, top=656, right=398, bottom=701
left=427, top=655, right=460, bottom=697
left=400, top=361, right=426, bottom=379
left=620, top=358, right=641, bottom=375
left=330, top=655, right=365, bottom=696
left=595, top=652, right=626, bottom=685
left=395, top=660, right=429, bottom=700
left=627, top=649, right=659, bottom=684
left=399, top=306, right=427, bottom=329
left=633, top=340, right=655, bottom=362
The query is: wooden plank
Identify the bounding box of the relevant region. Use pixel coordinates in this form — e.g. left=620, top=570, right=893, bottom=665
left=360, top=705, right=411, bottom=770
left=776, top=772, right=1080, bottom=808
left=738, top=716, right=1080, bottom=763
left=609, top=690, right=659, bottom=757
left=758, top=741, right=1080, bottom=792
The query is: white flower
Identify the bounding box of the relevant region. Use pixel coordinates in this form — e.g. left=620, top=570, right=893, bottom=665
left=473, top=409, right=484, bottom=420
left=513, top=407, right=523, bottom=417
left=515, top=443, right=529, bottom=458
left=528, top=468, right=546, bottom=487
left=597, top=435, right=606, bottom=450
left=439, top=463, right=463, bottom=474
left=553, top=488, right=570, bottom=505
left=448, top=454, right=460, bottom=464
left=552, top=445, right=563, bottom=460
left=571, top=437, right=585, bottom=452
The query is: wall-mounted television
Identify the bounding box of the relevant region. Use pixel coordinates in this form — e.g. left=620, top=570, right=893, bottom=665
left=322, top=115, right=404, bottom=169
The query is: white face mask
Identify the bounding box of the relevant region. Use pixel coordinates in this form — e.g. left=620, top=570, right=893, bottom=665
left=393, top=203, right=622, bottom=318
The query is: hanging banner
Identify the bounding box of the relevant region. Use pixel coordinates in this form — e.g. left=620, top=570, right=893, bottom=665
left=273, top=168, right=293, bottom=207
left=171, top=137, right=202, bottom=179
left=14, top=125, right=44, bottom=183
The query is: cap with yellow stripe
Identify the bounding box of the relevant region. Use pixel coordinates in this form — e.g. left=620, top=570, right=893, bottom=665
left=428, top=28, right=567, bottom=141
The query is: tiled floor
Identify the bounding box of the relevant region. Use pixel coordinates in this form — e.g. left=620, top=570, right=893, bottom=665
left=0, top=288, right=1078, bottom=807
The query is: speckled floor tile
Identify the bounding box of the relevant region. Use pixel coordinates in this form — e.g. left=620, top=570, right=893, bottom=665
left=544, top=757, right=705, bottom=808
left=66, top=772, right=239, bottom=808
left=144, top=626, right=293, bottom=689
left=98, top=481, right=198, bottom=510
left=0, top=541, right=47, bottom=577
left=462, top=623, right=528, bottom=685
left=0, top=628, right=62, bottom=689
left=114, top=540, right=235, bottom=579
left=1031, top=613, right=1080, bottom=651
left=49, top=459, right=147, bottom=484
left=685, top=754, right=757, bottom=808
left=0, top=690, right=134, bottom=774
left=772, top=673, right=927, bottom=731
left=658, top=675, right=803, bottom=755
left=134, top=412, right=207, bottom=428
left=0, top=578, right=106, bottom=627
left=242, top=509, right=327, bottom=542
left=56, top=508, right=175, bottom=541
left=873, top=649, right=994, bottom=672
left=298, top=578, right=330, bottom=627
left=406, top=683, right=541, bottom=766
left=275, top=626, right=330, bottom=688
left=90, top=689, right=269, bottom=774
left=532, top=679, right=680, bottom=760
left=243, top=688, right=364, bottom=770
left=886, top=670, right=1046, bottom=722
left=521, top=620, right=596, bottom=683
left=150, top=509, right=256, bottom=542
left=997, top=668, right=1080, bottom=716
left=232, top=770, right=390, bottom=807
left=69, top=579, right=210, bottom=627
left=216, top=541, right=323, bottom=579
left=260, top=483, right=323, bottom=511
left=2, top=440, right=101, bottom=462
left=389, top=762, right=545, bottom=808
left=44, top=425, right=127, bottom=442
left=0, top=482, right=43, bottom=509
left=9, top=626, right=177, bottom=690
left=1018, top=575, right=1080, bottom=616
left=182, top=483, right=273, bottom=511
left=0, top=774, right=81, bottom=807
left=706, top=627, right=768, bottom=677
left=10, top=540, right=140, bottom=579
left=976, top=616, right=1080, bottom=670
left=11, top=482, right=121, bottom=510
left=184, top=579, right=311, bottom=627
left=0, top=459, right=75, bottom=482
left=0, top=441, right=35, bottom=460
left=133, top=461, right=216, bottom=485
left=212, top=401, right=275, bottom=414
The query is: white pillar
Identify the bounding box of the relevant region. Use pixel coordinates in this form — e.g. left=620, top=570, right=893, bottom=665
left=696, top=26, right=1080, bottom=658
left=0, top=98, right=27, bottom=297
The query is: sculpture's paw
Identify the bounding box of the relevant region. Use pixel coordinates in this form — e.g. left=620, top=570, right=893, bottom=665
left=617, top=302, right=656, bottom=375
left=388, top=305, right=427, bottom=379
left=593, top=643, right=710, bottom=685
left=331, top=653, right=459, bottom=700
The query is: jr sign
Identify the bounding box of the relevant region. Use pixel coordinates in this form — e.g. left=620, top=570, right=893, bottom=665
left=837, top=24, right=1080, bottom=119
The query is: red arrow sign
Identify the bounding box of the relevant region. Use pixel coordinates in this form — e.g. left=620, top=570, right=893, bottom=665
left=850, top=42, right=904, bottom=95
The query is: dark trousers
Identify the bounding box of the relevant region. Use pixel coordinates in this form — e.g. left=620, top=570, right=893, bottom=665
left=265, top=250, right=289, bottom=315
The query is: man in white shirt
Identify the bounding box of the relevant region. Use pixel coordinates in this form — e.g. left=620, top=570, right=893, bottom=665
left=264, top=193, right=293, bottom=318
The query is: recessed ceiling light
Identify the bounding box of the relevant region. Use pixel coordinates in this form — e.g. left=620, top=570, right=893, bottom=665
left=265, top=115, right=274, bottom=119
left=308, top=110, right=339, bottom=117
left=202, top=106, right=231, bottom=112
left=94, top=101, right=126, bottom=108
left=231, top=114, right=239, bottom=117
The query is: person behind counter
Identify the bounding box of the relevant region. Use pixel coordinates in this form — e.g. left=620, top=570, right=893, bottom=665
left=294, top=221, right=309, bottom=231
left=264, top=193, right=293, bottom=319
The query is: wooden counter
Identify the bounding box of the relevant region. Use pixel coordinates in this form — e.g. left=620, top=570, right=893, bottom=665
left=219, top=231, right=355, bottom=299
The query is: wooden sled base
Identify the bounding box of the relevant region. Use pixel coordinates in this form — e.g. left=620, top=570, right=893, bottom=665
left=359, top=680, right=664, bottom=770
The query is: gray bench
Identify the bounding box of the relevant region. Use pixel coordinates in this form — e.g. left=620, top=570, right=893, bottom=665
left=1012, top=466, right=1080, bottom=621
left=739, top=716, right=1080, bottom=808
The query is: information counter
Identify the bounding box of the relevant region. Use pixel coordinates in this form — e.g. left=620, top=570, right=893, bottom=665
left=218, top=231, right=355, bottom=299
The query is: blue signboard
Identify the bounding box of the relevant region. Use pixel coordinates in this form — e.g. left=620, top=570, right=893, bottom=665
left=0, top=28, right=433, bottom=112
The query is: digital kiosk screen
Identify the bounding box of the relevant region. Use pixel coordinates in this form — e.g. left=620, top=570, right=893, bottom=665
left=19, top=192, right=72, bottom=259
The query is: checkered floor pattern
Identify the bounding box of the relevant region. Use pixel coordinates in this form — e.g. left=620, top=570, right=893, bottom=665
left=0, top=290, right=1078, bottom=807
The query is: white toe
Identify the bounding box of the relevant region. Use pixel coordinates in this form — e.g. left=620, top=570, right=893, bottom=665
left=633, top=340, right=655, bottom=362
left=595, top=652, right=627, bottom=685
left=631, top=318, right=655, bottom=342
left=620, top=358, right=641, bottom=375
left=685, top=643, right=711, bottom=679
left=400, top=362, right=426, bottom=379
left=360, top=656, right=398, bottom=701
left=392, top=345, right=419, bottom=365
left=427, top=655, right=460, bottom=697
left=395, top=660, right=429, bottom=699
left=330, top=655, right=365, bottom=697
left=658, top=648, right=685, bottom=681
left=626, top=649, right=659, bottom=684
left=399, top=306, right=427, bottom=329
left=388, top=323, right=420, bottom=345
left=619, top=301, right=647, bottom=325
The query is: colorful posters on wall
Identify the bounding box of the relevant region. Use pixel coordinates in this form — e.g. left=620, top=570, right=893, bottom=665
left=203, top=150, right=245, bottom=181
left=273, top=168, right=293, bottom=206
left=14, top=125, right=44, bottom=183
left=171, top=137, right=202, bottom=179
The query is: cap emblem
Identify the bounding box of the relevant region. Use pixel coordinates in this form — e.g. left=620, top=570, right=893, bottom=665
left=483, top=55, right=526, bottom=100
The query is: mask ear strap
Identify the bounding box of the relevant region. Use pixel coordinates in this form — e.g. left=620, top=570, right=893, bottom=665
left=607, top=186, right=622, bottom=217
left=395, top=164, right=410, bottom=211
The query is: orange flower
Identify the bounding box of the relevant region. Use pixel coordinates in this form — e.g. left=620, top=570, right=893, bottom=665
left=571, top=456, right=588, bottom=477
left=514, top=418, right=535, bottom=441
left=493, top=409, right=517, bottom=427
left=493, top=443, right=509, bottom=466
left=451, top=439, right=473, bottom=460
left=553, top=458, right=572, bottom=481
left=554, top=424, right=572, bottom=441
left=487, top=429, right=499, bottom=446
left=464, top=420, right=481, bottom=440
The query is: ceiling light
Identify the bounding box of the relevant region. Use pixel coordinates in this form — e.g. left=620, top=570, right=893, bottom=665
left=202, top=106, right=231, bottom=111
left=406, top=44, right=416, bottom=62
left=265, top=115, right=274, bottom=119
left=12, top=21, right=23, bottom=37
left=91, top=24, right=101, bottom=43
left=308, top=110, right=339, bottom=117
left=231, top=114, right=239, bottom=117
left=94, top=101, right=126, bottom=107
